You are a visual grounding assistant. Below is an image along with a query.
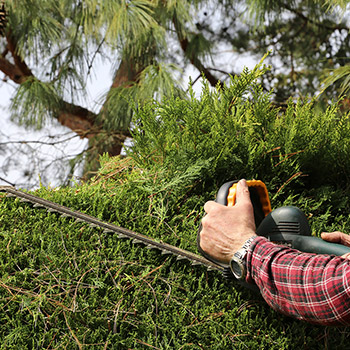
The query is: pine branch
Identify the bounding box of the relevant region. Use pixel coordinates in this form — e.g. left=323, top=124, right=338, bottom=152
left=172, top=15, right=222, bottom=88
left=0, top=55, right=27, bottom=84
left=56, top=102, right=100, bottom=138
left=5, top=30, right=33, bottom=78
left=0, top=0, right=6, bottom=37
left=282, top=2, right=349, bottom=32
left=0, top=30, right=132, bottom=145
left=111, top=58, right=142, bottom=89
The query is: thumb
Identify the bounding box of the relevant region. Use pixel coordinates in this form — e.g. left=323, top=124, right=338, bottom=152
left=341, top=252, right=350, bottom=260
left=235, top=179, right=251, bottom=206
left=203, top=200, right=223, bottom=214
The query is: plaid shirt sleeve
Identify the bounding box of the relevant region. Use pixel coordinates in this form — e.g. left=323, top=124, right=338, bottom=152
left=246, top=237, right=350, bottom=326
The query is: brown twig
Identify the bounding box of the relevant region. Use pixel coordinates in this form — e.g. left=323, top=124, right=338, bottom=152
left=276, top=172, right=303, bottom=195
left=63, top=310, right=83, bottom=350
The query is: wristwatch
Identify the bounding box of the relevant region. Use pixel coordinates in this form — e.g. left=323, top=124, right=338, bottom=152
left=228, top=236, right=256, bottom=280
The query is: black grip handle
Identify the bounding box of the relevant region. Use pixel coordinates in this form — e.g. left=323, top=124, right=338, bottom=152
left=293, top=236, right=350, bottom=256
left=215, top=180, right=237, bottom=205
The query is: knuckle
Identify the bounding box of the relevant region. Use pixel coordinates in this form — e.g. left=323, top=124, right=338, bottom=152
left=201, top=215, right=211, bottom=230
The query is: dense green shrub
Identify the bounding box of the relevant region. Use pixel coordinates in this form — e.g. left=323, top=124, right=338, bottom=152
left=1, top=188, right=350, bottom=349
left=130, top=59, right=350, bottom=197
left=127, top=58, right=350, bottom=233
left=1, top=60, right=350, bottom=348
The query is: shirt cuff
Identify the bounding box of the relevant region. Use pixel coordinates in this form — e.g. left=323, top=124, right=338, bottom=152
left=245, top=236, right=274, bottom=284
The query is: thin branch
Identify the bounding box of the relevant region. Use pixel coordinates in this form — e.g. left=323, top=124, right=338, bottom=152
left=172, top=15, right=222, bottom=88
left=282, top=3, right=349, bottom=32
left=63, top=311, right=83, bottom=350
left=87, top=38, right=106, bottom=76
left=0, top=136, right=79, bottom=146
left=0, top=176, right=15, bottom=186
left=206, top=67, right=232, bottom=76
left=5, top=30, right=33, bottom=78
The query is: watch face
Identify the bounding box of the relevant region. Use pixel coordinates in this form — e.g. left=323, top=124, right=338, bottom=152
left=230, top=259, right=244, bottom=279
left=228, top=236, right=255, bottom=280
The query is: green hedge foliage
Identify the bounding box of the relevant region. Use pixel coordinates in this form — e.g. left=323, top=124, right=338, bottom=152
left=1, top=188, right=350, bottom=349
left=1, top=60, right=350, bottom=348
left=131, top=60, right=350, bottom=188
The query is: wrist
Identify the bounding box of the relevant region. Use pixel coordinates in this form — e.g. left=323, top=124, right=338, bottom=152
left=229, top=232, right=257, bottom=259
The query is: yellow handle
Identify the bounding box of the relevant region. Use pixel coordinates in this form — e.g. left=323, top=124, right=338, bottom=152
left=226, top=180, right=272, bottom=216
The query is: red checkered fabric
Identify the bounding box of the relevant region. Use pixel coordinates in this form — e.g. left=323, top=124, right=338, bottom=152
left=246, top=237, right=350, bottom=326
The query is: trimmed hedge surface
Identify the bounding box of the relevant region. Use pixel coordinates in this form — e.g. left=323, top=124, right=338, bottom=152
left=1, top=62, right=350, bottom=348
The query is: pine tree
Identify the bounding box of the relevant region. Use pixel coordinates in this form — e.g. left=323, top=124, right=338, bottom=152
left=1, top=0, right=350, bottom=183
left=0, top=1, right=6, bottom=36
left=245, top=0, right=350, bottom=101
left=0, top=0, right=206, bottom=176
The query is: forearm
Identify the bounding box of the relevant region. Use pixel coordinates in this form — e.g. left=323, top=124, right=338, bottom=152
left=246, top=237, right=350, bottom=326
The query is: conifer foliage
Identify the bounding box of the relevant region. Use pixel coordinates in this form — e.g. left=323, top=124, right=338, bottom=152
left=130, top=57, right=350, bottom=196
left=1, top=0, right=350, bottom=185
left=1, top=64, right=350, bottom=347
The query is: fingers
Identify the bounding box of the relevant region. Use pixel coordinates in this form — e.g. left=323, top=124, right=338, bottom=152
left=203, top=200, right=221, bottom=214
left=321, top=231, right=350, bottom=247
left=321, top=231, right=343, bottom=243
left=342, top=252, right=350, bottom=260
left=323, top=232, right=350, bottom=258
left=204, top=179, right=251, bottom=215
left=200, top=181, right=257, bottom=263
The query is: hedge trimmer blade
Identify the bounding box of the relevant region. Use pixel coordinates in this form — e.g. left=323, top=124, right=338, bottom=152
left=0, top=186, right=223, bottom=273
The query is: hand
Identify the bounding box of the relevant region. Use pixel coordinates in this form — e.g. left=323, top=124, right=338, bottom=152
left=321, top=231, right=350, bottom=260
left=199, top=179, right=257, bottom=264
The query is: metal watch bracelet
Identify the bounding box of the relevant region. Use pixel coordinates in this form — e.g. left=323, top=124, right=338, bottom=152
left=226, top=235, right=257, bottom=280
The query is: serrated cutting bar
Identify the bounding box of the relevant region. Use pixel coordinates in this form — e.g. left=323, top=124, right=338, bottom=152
left=0, top=186, right=223, bottom=272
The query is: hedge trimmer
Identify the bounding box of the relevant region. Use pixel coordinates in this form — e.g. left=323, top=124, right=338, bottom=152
left=197, top=180, right=350, bottom=266
left=1, top=182, right=350, bottom=281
